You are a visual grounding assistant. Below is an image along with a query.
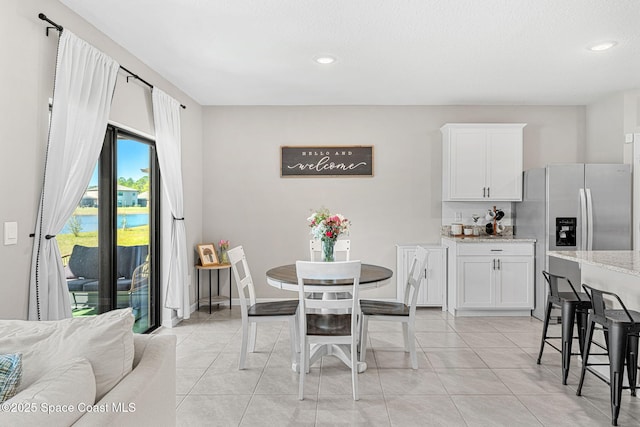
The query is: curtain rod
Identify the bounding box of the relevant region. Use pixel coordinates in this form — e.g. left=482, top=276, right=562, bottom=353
left=38, top=13, right=187, bottom=110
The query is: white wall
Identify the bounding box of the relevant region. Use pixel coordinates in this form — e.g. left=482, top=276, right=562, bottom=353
left=585, top=92, right=626, bottom=163
left=0, top=0, right=203, bottom=320
left=201, top=105, right=585, bottom=301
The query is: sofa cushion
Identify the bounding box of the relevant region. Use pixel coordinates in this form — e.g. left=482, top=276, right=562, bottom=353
left=0, top=357, right=96, bottom=426
left=67, top=245, right=148, bottom=280
left=68, top=245, right=99, bottom=279
left=0, top=353, right=22, bottom=403
left=0, top=308, right=135, bottom=401
left=117, top=245, right=148, bottom=279
left=67, top=278, right=98, bottom=292
left=82, top=278, right=132, bottom=292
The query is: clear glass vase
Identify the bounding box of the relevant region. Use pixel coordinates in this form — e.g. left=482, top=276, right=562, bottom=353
left=321, top=239, right=336, bottom=262
left=220, top=249, right=229, bottom=264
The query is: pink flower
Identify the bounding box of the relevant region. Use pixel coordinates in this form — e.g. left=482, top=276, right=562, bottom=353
left=325, top=231, right=333, bottom=237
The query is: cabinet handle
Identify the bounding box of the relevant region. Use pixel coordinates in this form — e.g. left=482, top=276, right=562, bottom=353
left=424, top=268, right=427, bottom=279
left=487, top=187, right=490, bottom=198
left=492, top=259, right=496, bottom=270
left=483, top=187, right=486, bottom=197
left=490, top=249, right=503, bottom=252
left=497, top=259, right=501, bottom=270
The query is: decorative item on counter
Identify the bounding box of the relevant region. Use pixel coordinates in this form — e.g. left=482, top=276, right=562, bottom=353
left=485, top=223, right=494, bottom=235
left=308, top=207, right=351, bottom=262
left=471, top=214, right=481, bottom=236
left=485, top=206, right=505, bottom=235
left=218, top=239, right=230, bottom=264
left=451, top=223, right=463, bottom=236
left=463, top=227, right=473, bottom=236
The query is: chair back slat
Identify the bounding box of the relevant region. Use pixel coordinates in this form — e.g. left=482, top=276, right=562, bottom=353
left=296, top=260, right=361, bottom=332
left=309, top=239, right=351, bottom=261
left=404, top=246, right=430, bottom=307
left=542, top=271, right=560, bottom=298
left=228, top=246, right=257, bottom=310
left=582, top=284, right=636, bottom=324
left=542, top=270, right=581, bottom=299
left=584, top=285, right=607, bottom=318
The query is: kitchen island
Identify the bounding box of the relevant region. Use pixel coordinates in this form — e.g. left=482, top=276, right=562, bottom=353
left=547, top=250, right=640, bottom=311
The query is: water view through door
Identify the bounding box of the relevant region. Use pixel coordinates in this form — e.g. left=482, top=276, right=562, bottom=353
left=59, top=130, right=158, bottom=333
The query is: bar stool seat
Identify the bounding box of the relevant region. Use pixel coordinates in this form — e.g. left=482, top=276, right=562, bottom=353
left=576, top=284, right=640, bottom=426
left=536, top=271, right=592, bottom=385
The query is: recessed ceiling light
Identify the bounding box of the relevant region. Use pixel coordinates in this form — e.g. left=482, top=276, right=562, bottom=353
left=314, top=56, right=336, bottom=65
left=587, top=41, right=617, bottom=51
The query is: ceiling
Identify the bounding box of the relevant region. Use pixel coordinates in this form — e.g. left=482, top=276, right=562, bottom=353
left=59, top=0, right=640, bottom=106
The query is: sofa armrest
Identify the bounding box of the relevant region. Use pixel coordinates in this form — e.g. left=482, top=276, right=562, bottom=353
left=72, top=334, right=176, bottom=427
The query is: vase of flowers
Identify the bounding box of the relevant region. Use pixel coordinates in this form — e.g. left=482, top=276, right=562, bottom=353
left=307, top=208, right=351, bottom=262
left=321, top=239, right=336, bottom=262
left=219, top=239, right=230, bottom=264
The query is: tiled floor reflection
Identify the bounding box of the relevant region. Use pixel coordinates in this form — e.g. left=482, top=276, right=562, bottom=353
left=157, top=306, right=639, bottom=426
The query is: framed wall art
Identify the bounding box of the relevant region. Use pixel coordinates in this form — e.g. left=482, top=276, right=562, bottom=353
left=280, top=146, right=373, bottom=177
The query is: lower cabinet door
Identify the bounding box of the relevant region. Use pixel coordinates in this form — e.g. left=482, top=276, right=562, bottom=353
left=495, top=257, right=534, bottom=308
left=396, top=245, right=445, bottom=306
left=457, top=256, right=494, bottom=307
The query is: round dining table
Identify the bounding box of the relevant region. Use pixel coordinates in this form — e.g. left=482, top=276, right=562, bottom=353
left=266, top=263, right=393, bottom=373
left=266, top=263, right=393, bottom=292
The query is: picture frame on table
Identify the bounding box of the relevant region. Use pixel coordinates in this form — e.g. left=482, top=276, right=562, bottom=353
left=197, top=243, right=219, bottom=266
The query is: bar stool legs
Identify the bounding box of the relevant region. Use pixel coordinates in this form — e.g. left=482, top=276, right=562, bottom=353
left=537, top=271, right=592, bottom=385
left=609, top=324, right=627, bottom=426
left=536, top=300, right=553, bottom=364
left=628, top=333, right=638, bottom=397
left=537, top=298, right=590, bottom=384
left=576, top=284, right=640, bottom=427
left=561, top=302, right=578, bottom=385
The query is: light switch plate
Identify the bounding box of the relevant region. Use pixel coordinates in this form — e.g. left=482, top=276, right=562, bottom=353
left=4, top=222, right=17, bottom=245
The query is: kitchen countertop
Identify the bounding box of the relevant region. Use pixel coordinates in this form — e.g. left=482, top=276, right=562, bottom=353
left=442, top=235, right=536, bottom=243
left=547, top=250, right=640, bottom=278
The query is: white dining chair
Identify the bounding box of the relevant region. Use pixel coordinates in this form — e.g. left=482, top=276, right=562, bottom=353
left=359, top=246, right=429, bottom=369
left=228, top=246, right=299, bottom=370
left=296, top=260, right=361, bottom=401
left=309, top=239, right=351, bottom=261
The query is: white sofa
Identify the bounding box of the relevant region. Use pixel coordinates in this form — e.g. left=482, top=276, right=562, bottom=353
left=0, top=309, right=176, bottom=426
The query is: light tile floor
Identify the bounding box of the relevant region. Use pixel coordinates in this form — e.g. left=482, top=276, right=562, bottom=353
left=157, top=307, right=640, bottom=426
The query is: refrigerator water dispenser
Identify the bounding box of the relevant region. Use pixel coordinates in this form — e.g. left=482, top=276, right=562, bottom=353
left=556, top=217, right=576, bottom=246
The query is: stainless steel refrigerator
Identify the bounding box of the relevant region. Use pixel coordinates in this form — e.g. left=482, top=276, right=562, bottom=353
left=514, top=164, right=632, bottom=320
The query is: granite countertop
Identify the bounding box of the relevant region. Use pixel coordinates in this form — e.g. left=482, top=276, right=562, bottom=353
left=547, top=250, right=640, bottom=277
left=442, top=235, right=536, bottom=243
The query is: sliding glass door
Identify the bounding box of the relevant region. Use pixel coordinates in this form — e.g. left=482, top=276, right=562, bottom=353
left=59, top=125, right=160, bottom=333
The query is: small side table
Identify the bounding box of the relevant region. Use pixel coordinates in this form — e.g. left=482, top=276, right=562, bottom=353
left=195, top=263, right=232, bottom=313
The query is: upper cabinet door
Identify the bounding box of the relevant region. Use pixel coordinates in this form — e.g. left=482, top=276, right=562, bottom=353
left=485, top=128, right=524, bottom=201
left=448, top=129, right=487, bottom=199
left=442, top=123, right=526, bottom=201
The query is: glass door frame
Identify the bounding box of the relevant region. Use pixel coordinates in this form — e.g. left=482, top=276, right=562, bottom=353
left=98, top=125, right=161, bottom=333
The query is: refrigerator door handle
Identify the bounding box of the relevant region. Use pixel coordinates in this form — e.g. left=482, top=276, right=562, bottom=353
left=586, top=188, right=594, bottom=251
left=579, top=188, right=587, bottom=251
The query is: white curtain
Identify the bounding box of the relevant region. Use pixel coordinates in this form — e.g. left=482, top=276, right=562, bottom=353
left=29, top=30, right=120, bottom=320
left=152, top=88, right=190, bottom=320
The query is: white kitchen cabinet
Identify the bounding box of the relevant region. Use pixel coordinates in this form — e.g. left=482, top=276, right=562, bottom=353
left=495, top=256, right=534, bottom=308
left=396, top=244, right=446, bottom=308
left=441, top=123, right=526, bottom=201
left=457, top=256, right=494, bottom=308
left=442, top=238, right=534, bottom=316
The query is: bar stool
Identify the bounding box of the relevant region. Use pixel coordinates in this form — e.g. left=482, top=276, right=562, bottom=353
left=576, top=284, right=640, bottom=426
left=536, top=271, right=592, bottom=384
